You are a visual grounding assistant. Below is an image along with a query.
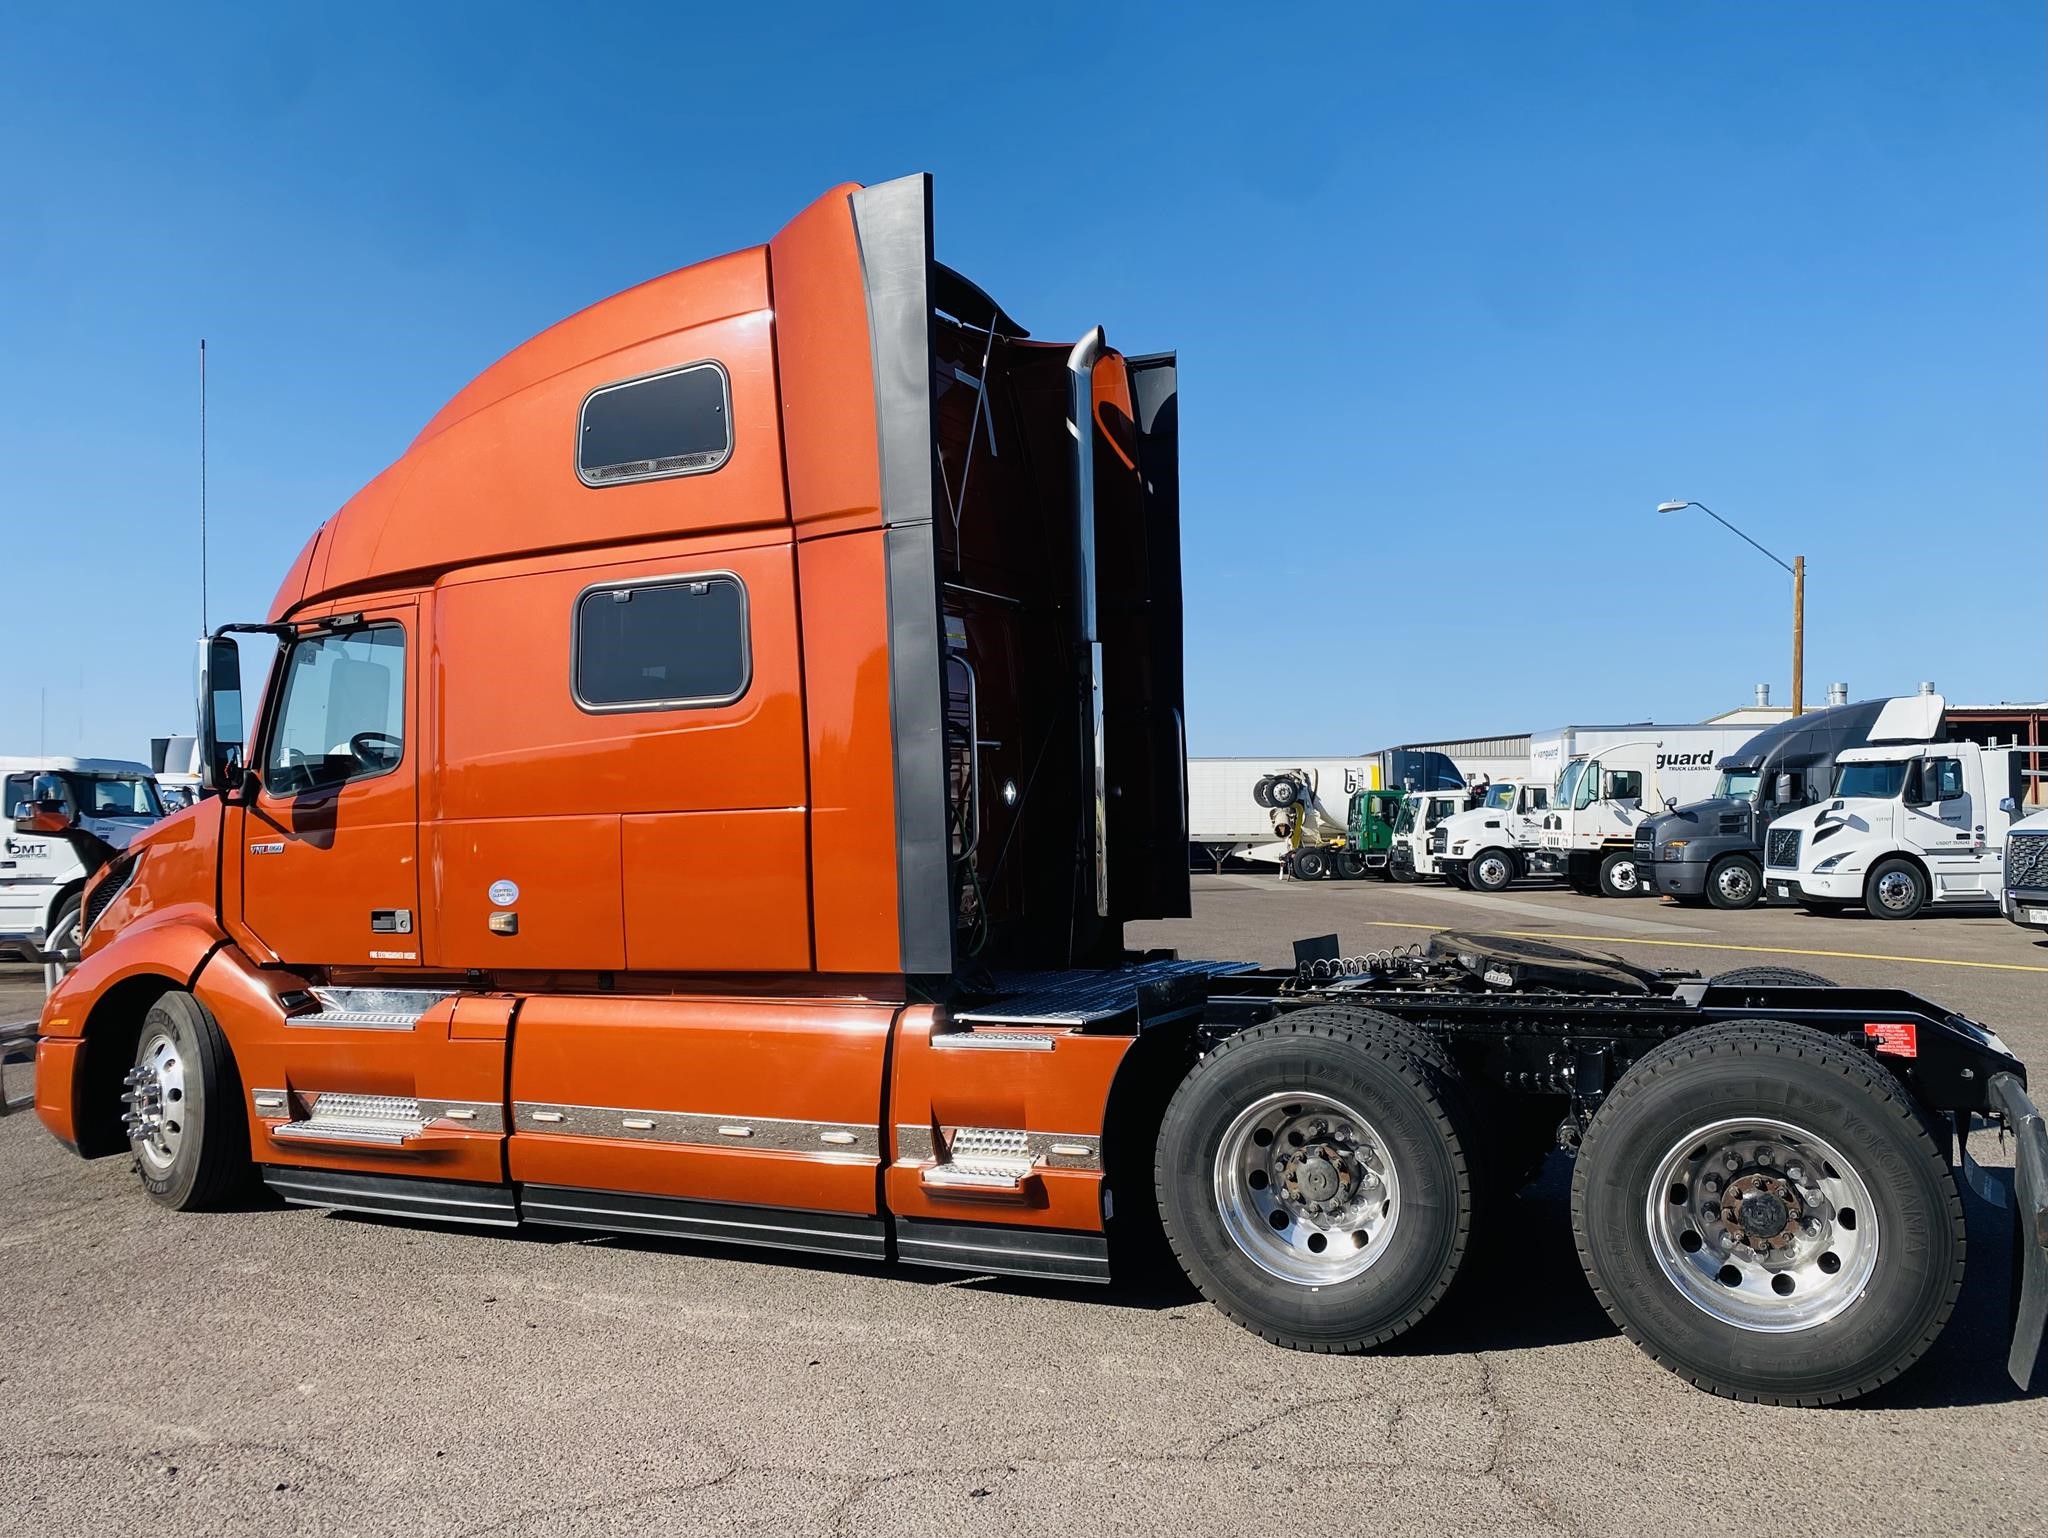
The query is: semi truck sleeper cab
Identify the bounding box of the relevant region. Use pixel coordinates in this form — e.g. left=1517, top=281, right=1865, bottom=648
left=32, top=176, right=2048, bottom=1406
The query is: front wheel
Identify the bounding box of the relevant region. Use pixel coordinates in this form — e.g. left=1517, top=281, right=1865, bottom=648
left=1156, top=1009, right=1482, bottom=1352
left=1864, top=858, right=1927, bottom=920
left=1293, top=846, right=1328, bottom=880
left=124, top=991, right=253, bottom=1211
left=1597, top=850, right=1642, bottom=898
left=1571, top=1019, right=1963, bottom=1404
left=1468, top=848, right=1515, bottom=893
left=1705, top=856, right=1762, bottom=911
left=1334, top=850, right=1366, bottom=880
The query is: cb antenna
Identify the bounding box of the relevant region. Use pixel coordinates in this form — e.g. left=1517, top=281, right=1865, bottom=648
left=199, top=338, right=208, bottom=636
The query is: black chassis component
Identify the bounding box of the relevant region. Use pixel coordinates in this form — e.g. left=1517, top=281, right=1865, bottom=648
left=1194, top=952, right=2024, bottom=1122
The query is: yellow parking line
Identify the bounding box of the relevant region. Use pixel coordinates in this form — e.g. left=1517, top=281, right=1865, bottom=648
left=1361, top=921, right=2048, bottom=974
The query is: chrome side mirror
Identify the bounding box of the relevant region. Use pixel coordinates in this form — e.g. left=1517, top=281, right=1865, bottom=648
left=2000, top=796, right=2019, bottom=815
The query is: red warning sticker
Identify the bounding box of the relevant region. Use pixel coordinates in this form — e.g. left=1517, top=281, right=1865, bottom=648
left=1863, top=1022, right=1918, bottom=1058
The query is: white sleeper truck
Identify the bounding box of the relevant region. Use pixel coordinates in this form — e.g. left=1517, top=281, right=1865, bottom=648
left=1431, top=779, right=1552, bottom=892
left=1, top=756, right=165, bottom=987
left=1764, top=741, right=2032, bottom=919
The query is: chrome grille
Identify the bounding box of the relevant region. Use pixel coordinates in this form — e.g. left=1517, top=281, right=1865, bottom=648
left=2009, top=832, right=2048, bottom=890
left=1766, top=828, right=1801, bottom=869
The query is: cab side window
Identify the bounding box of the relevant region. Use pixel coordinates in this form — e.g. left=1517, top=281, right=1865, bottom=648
left=1608, top=770, right=1643, bottom=802
left=264, top=626, right=407, bottom=796
left=1920, top=758, right=1964, bottom=802
left=1523, top=787, right=1548, bottom=812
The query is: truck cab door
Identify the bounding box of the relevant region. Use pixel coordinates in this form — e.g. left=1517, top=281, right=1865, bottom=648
left=1900, top=755, right=1985, bottom=891
left=241, top=608, right=422, bottom=967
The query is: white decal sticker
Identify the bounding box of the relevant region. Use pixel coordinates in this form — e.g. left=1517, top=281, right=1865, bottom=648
left=250, top=842, right=285, bottom=855
left=488, top=879, right=519, bottom=907
left=368, top=950, right=417, bottom=961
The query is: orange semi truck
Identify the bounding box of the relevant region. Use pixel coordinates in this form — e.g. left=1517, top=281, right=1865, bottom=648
left=28, top=175, right=2046, bottom=1405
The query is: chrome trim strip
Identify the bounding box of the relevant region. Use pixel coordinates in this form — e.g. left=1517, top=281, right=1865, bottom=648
left=929, top=1030, right=1059, bottom=1052
left=251, top=1088, right=289, bottom=1118
left=896, top=1124, right=938, bottom=1163
left=512, top=1102, right=879, bottom=1159
left=418, top=1099, right=505, bottom=1134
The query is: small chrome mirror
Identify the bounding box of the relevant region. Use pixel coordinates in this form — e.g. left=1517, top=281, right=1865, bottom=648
left=2000, top=796, right=2019, bottom=815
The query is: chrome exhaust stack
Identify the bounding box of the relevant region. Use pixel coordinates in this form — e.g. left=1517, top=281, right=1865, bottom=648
left=1067, top=326, right=1108, bottom=919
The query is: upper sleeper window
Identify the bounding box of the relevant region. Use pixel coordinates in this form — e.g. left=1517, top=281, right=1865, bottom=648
left=577, top=362, right=732, bottom=486
left=573, top=575, right=750, bottom=711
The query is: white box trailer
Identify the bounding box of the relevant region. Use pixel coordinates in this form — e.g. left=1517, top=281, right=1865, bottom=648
left=1188, top=757, right=1382, bottom=869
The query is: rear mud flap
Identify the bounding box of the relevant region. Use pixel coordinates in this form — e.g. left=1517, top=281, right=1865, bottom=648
left=1967, top=1074, right=2048, bottom=1390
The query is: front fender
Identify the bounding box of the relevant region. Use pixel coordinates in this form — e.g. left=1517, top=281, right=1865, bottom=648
left=40, top=915, right=225, bottom=1039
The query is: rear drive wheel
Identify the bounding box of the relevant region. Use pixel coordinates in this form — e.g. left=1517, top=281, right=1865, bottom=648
left=1269, top=776, right=1300, bottom=808
left=1157, top=1009, right=1482, bottom=1352
left=1571, top=1019, right=1962, bottom=1404
left=43, top=892, right=82, bottom=993
left=1864, top=858, right=1927, bottom=920
left=125, top=991, right=253, bottom=1211
left=1293, top=846, right=1328, bottom=881
left=1468, top=848, right=1515, bottom=893
left=1334, top=850, right=1366, bottom=880
left=1705, top=856, right=1762, bottom=911
left=1597, top=850, right=1643, bottom=898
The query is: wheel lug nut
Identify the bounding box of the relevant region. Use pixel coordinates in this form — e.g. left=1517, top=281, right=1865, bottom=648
left=1784, top=1164, right=1804, bottom=1183
left=1724, top=1154, right=1741, bottom=1172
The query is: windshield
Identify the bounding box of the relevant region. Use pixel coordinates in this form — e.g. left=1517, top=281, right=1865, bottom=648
left=1553, top=760, right=1584, bottom=809
left=1395, top=799, right=1418, bottom=835
left=1715, top=770, right=1760, bottom=801
left=66, top=774, right=162, bottom=818
left=1834, top=760, right=1909, bottom=800
left=1483, top=784, right=1515, bottom=810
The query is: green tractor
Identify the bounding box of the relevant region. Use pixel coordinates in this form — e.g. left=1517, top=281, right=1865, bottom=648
left=1287, top=786, right=1405, bottom=881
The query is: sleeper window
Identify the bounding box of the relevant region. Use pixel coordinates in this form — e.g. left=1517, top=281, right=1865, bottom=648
left=574, top=575, right=750, bottom=711
left=577, top=363, right=731, bottom=485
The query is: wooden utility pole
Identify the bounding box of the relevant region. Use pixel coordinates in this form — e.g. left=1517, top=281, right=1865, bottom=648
left=1791, top=555, right=1805, bottom=716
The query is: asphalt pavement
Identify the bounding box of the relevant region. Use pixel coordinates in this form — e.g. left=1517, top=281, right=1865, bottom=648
left=1, top=877, right=2043, bottom=1536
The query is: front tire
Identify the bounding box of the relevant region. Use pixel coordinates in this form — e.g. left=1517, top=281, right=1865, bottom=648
left=1293, top=846, right=1328, bottom=880
left=1705, top=855, right=1762, bottom=911
left=1571, top=1019, right=1962, bottom=1404
left=125, top=991, right=253, bottom=1211
left=1468, top=848, right=1515, bottom=893
left=1597, top=850, right=1642, bottom=898
left=1156, top=1009, right=1482, bottom=1352
left=1864, top=858, right=1927, bottom=920
left=1334, top=850, right=1366, bottom=880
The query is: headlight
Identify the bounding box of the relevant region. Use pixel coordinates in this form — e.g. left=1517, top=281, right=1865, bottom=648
left=1662, top=839, right=1688, bottom=856
left=1452, top=841, right=1468, bottom=854
left=1813, top=852, right=1850, bottom=873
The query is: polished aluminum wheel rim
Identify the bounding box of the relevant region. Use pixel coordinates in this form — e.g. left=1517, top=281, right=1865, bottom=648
left=1646, top=1117, right=1878, bottom=1332
left=126, top=1029, right=187, bottom=1173
left=1214, top=1092, right=1399, bottom=1285
left=1874, top=870, right=1917, bottom=912
left=1608, top=858, right=1640, bottom=892
left=1716, top=864, right=1755, bottom=903
left=1475, top=853, right=1511, bottom=889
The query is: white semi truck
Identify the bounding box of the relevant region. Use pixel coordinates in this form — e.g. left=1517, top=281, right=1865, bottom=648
left=1764, top=740, right=2034, bottom=919
left=1430, top=779, right=1555, bottom=891
left=1530, top=726, right=1756, bottom=896
left=2, top=756, right=166, bottom=987
left=2003, top=806, right=2048, bottom=934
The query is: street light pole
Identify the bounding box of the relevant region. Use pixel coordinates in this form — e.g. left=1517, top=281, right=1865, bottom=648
left=1656, top=501, right=1805, bottom=716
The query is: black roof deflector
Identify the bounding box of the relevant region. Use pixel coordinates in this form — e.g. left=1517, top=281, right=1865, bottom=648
left=933, top=262, right=1028, bottom=338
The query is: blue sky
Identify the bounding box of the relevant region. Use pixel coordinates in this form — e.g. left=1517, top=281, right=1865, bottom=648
left=2, top=2, right=2041, bottom=759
